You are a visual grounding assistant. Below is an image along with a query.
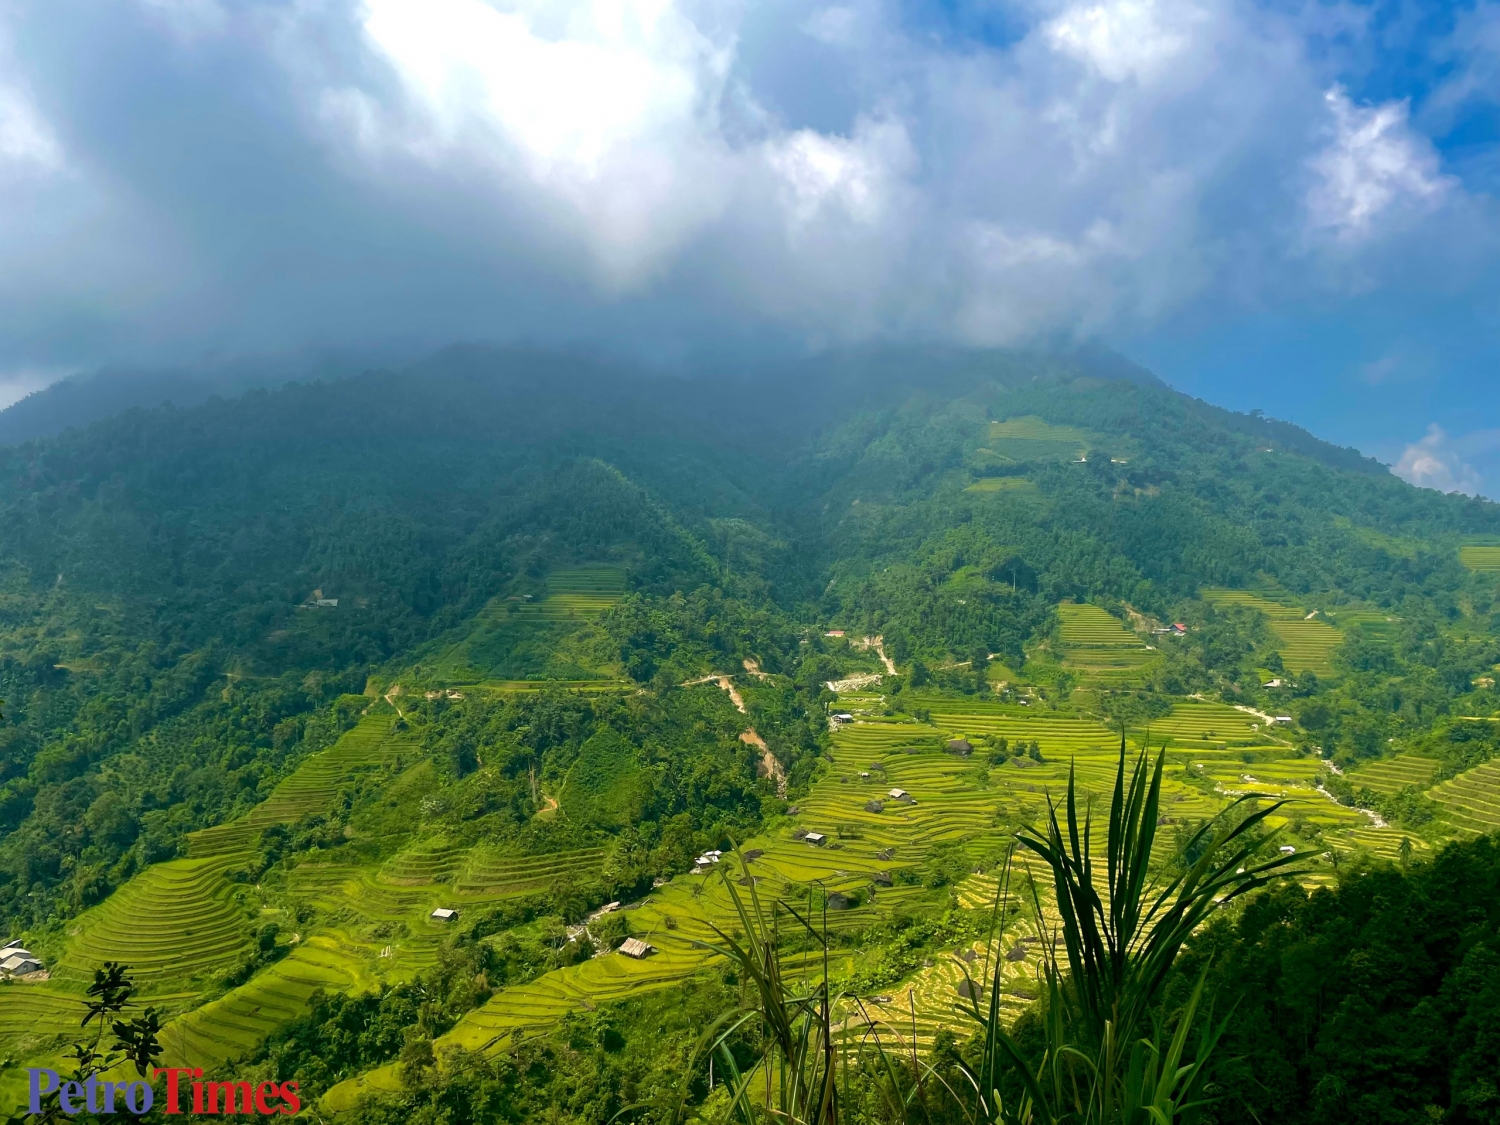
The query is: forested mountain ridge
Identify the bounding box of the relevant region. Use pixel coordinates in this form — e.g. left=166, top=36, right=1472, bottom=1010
left=2, top=346, right=1499, bottom=1123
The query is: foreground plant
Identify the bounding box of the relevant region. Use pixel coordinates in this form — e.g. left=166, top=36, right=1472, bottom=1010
left=957, top=741, right=1303, bottom=1125
left=8, top=962, right=162, bottom=1125
left=672, top=869, right=920, bottom=1125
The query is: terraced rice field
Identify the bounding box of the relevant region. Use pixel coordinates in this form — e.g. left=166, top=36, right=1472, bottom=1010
left=50, top=858, right=255, bottom=993
left=348, top=693, right=1475, bottom=1073
left=1459, top=545, right=1500, bottom=572
left=189, top=717, right=415, bottom=858
left=1323, top=607, right=1400, bottom=640
left=965, top=476, right=1036, bottom=494
left=0, top=711, right=418, bottom=1107
left=1345, top=754, right=1440, bottom=795
left=1428, top=760, right=1500, bottom=833
left=430, top=565, right=628, bottom=683
left=982, top=417, right=1093, bottom=463
left=453, top=847, right=608, bottom=895
left=1054, top=603, right=1158, bottom=684
left=1202, top=589, right=1345, bottom=677
left=154, top=931, right=383, bottom=1070
left=1, top=689, right=1443, bottom=1116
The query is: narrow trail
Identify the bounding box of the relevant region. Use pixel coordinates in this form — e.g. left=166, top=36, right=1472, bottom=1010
left=682, top=674, right=747, bottom=713
left=742, top=658, right=772, bottom=680
left=682, top=672, right=786, bottom=797
left=740, top=729, right=787, bottom=798
left=854, top=635, right=898, bottom=675
left=1229, top=703, right=1296, bottom=746
left=383, top=683, right=407, bottom=720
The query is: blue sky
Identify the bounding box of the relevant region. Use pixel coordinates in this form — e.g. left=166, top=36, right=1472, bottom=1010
left=1, top=0, right=1498, bottom=490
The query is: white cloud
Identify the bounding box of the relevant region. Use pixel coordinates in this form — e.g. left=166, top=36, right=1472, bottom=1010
left=764, top=116, right=913, bottom=228
left=0, top=86, right=62, bottom=172
left=1393, top=424, right=1483, bottom=494
left=1043, top=0, right=1209, bottom=84
left=319, top=0, right=739, bottom=288
left=1307, top=87, right=1452, bottom=240
left=0, top=0, right=1489, bottom=371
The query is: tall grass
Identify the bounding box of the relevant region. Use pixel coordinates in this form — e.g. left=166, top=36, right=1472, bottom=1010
left=675, top=872, right=924, bottom=1125
left=683, top=742, right=1301, bottom=1125
left=957, top=742, right=1302, bottom=1124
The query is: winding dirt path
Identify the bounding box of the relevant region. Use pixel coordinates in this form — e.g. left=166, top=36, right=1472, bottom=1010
left=684, top=673, right=786, bottom=796
left=854, top=635, right=898, bottom=675
left=740, top=729, right=787, bottom=798
left=683, top=674, right=747, bottom=713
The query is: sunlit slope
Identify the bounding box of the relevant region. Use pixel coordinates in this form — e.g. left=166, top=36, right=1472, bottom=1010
left=326, top=692, right=1428, bottom=1111
left=1054, top=603, right=1158, bottom=685
left=0, top=711, right=417, bottom=1111
left=1344, top=754, right=1441, bottom=795
left=1202, top=589, right=1345, bottom=677
left=428, top=565, right=629, bottom=683
left=1427, top=760, right=1500, bottom=834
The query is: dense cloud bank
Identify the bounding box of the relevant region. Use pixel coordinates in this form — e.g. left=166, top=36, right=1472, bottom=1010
left=1, top=0, right=1496, bottom=368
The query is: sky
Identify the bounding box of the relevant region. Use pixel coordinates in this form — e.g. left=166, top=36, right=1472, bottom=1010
left=1, top=0, right=1499, bottom=490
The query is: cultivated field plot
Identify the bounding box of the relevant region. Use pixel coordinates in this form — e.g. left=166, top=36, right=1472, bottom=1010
left=1054, top=603, right=1158, bottom=685
left=1202, top=589, right=1345, bottom=677
left=1345, top=754, right=1441, bottom=795
left=0, top=691, right=1434, bottom=1117
left=1322, top=607, right=1400, bottom=641
left=0, top=711, right=418, bottom=1110
left=428, top=565, right=628, bottom=684
left=1460, top=545, right=1500, bottom=572
left=1427, top=760, right=1500, bottom=833
left=982, top=417, right=1093, bottom=463
left=965, top=476, right=1037, bottom=494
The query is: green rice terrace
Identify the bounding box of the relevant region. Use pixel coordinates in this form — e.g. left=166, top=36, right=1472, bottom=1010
left=1053, top=602, right=1159, bottom=683
left=976, top=416, right=1096, bottom=464
left=1201, top=588, right=1346, bottom=676
left=426, top=565, right=630, bottom=686
left=3, top=680, right=1472, bottom=1115
left=1460, top=544, right=1500, bottom=572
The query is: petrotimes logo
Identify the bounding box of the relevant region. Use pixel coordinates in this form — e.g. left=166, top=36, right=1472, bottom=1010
left=26, top=1067, right=302, bottom=1117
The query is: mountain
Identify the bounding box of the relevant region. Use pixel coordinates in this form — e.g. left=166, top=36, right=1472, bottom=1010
left=0, top=345, right=1496, bottom=1122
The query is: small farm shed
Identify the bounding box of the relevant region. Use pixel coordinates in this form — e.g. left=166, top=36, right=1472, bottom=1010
left=888, top=788, right=914, bottom=803
left=430, top=908, right=458, bottom=922
left=946, top=739, right=973, bottom=756
left=619, top=938, right=654, bottom=959
left=804, top=832, right=827, bottom=846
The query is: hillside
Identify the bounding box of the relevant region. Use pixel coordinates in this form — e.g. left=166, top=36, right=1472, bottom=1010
left=2, top=347, right=1499, bottom=1121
